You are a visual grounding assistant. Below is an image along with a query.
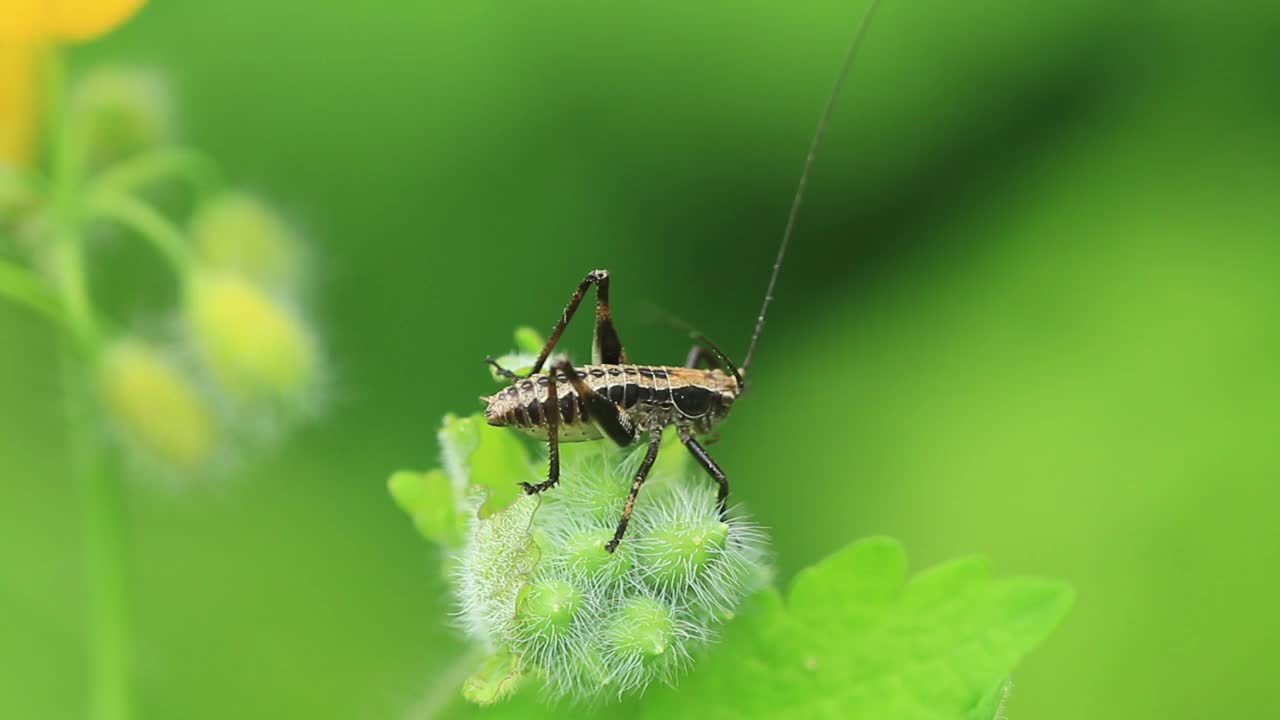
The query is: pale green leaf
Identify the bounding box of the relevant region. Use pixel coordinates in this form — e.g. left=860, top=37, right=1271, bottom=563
left=513, top=326, right=545, bottom=355
left=437, top=413, right=533, bottom=519
left=469, top=422, right=534, bottom=518
left=462, top=649, right=526, bottom=706
left=387, top=469, right=462, bottom=547
left=389, top=414, right=535, bottom=548
left=640, top=537, right=1073, bottom=720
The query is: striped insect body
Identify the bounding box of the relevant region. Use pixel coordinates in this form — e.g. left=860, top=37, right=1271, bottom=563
left=484, top=364, right=738, bottom=442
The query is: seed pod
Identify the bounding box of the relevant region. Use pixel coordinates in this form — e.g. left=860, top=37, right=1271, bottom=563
left=641, top=519, right=730, bottom=588
left=185, top=271, right=315, bottom=405
left=191, top=192, right=300, bottom=289
left=518, top=578, right=582, bottom=635
left=608, top=595, right=676, bottom=657
left=563, top=527, right=633, bottom=581
left=68, top=65, right=173, bottom=165
left=97, top=338, right=217, bottom=471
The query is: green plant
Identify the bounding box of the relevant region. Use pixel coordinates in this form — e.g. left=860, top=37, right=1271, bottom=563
left=1, top=47, right=321, bottom=720
left=389, top=331, right=1074, bottom=717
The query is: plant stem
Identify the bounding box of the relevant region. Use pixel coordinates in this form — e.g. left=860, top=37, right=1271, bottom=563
left=67, top=360, right=133, bottom=720
left=88, top=145, right=222, bottom=203
left=86, top=189, right=194, bottom=287
left=0, top=258, right=66, bottom=325
left=46, top=45, right=133, bottom=720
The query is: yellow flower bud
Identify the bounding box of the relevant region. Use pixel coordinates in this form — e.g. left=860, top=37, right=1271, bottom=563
left=97, top=338, right=217, bottom=470
left=186, top=272, right=315, bottom=404
left=190, top=193, right=299, bottom=288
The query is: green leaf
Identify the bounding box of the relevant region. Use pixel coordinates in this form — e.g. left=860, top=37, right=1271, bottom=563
left=640, top=537, right=1074, bottom=720
left=469, top=423, right=533, bottom=518
left=438, top=413, right=481, bottom=491
left=967, top=680, right=1011, bottom=720
left=462, top=649, right=526, bottom=706
left=390, top=414, right=534, bottom=549
left=437, top=413, right=532, bottom=519
left=513, top=326, right=545, bottom=355
left=387, top=469, right=462, bottom=547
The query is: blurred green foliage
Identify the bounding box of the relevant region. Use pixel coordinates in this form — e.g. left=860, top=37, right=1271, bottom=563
left=2, top=1, right=1277, bottom=718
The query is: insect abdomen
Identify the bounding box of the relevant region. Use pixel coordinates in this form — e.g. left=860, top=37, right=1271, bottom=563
left=484, top=372, right=600, bottom=441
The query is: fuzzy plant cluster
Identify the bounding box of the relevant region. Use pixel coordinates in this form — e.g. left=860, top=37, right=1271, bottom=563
left=390, top=345, right=770, bottom=704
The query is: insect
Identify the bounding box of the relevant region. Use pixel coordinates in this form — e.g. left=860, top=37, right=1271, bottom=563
left=483, top=1, right=882, bottom=553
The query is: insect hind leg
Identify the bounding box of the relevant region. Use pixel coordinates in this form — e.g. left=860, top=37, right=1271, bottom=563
left=606, top=429, right=663, bottom=553
left=529, top=269, right=627, bottom=375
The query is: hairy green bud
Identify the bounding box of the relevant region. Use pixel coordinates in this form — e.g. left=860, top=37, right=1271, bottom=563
left=519, top=579, right=582, bottom=634
left=608, top=596, right=675, bottom=657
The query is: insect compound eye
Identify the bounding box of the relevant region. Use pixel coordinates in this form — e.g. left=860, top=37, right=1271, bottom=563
left=672, top=385, right=713, bottom=417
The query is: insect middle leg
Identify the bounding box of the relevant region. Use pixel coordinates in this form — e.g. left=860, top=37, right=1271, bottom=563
left=520, top=356, right=636, bottom=494
left=680, top=426, right=730, bottom=519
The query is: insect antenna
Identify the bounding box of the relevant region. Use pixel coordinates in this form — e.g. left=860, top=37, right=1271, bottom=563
left=689, top=332, right=743, bottom=390
left=739, top=0, right=883, bottom=378
left=647, top=305, right=745, bottom=390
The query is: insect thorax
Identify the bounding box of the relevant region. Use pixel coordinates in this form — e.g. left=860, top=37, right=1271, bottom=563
left=483, top=364, right=738, bottom=442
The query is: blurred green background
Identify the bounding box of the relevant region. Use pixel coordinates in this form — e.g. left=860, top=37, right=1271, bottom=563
left=3, top=1, right=1278, bottom=718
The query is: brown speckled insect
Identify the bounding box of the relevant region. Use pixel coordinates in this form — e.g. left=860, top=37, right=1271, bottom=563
left=484, top=2, right=881, bottom=552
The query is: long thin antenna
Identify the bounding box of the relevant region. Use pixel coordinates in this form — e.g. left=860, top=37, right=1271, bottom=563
left=740, top=0, right=882, bottom=376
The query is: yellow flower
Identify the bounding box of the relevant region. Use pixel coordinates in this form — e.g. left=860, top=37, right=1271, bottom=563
left=2, top=0, right=147, bottom=43
left=0, top=38, right=42, bottom=166
left=0, top=0, right=147, bottom=165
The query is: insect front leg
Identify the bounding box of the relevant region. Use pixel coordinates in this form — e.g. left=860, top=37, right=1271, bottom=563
left=680, top=426, right=730, bottom=519
left=519, top=365, right=562, bottom=494
left=485, top=356, right=522, bottom=380
left=606, top=429, right=663, bottom=554
left=520, top=357, right=637, bottom=495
